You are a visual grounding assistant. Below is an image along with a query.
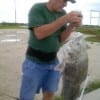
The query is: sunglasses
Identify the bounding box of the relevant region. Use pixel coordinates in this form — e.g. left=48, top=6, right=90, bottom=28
left=63, top=0, right=76, bottom=3
left=63, top=0, right=68, bottom=2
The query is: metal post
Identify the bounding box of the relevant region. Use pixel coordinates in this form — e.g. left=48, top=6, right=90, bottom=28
left=90, top=10, right=100, bottom=26
left=99, top=12, right=100, bottom=26
left=14, top=0, right=16, bottom=23
left=90, top=10, right=92, bottom=25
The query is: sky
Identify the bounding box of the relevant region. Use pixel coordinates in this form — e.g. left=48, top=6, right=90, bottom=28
left=0, top=0, right=100, bottom=25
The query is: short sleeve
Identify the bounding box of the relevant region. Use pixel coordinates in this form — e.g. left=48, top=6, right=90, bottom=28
left=28, top=4, right=45, bottom=29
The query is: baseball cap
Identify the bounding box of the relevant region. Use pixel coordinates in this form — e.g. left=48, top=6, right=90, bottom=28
left=67, top=0, right=76, bottom=3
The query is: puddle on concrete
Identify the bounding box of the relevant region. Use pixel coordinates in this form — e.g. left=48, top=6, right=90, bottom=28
left=0, top=39, right=21, bottom=43
left=5, top=34, right=16, bottom=37
left=0, top=34, right=21, bottom=43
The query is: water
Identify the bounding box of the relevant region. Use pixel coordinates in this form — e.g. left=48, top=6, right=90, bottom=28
left=0, top=39, right=20, bottom=43
left=0, top=34, right=21, bottom=43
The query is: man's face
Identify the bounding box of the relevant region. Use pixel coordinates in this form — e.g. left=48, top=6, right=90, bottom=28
left=52, top=0, right=68, bottom=12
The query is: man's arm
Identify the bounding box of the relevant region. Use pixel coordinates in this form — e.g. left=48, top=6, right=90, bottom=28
left=34, top=16, right=68, bottom=40
left=33, top=11, right=82, bottom=40
left=60, top=24, right=75, bottom=43
left=60, top=16, right=83, bottom=43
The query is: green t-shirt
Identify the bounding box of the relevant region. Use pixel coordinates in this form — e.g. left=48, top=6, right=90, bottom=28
left=27, top=3, right=66, bottom=63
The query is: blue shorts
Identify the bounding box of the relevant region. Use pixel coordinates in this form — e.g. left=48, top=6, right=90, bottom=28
left=20, top=58, right=61, bottom=100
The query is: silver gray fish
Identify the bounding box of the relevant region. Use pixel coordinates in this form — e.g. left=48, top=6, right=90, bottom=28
left=56, top=32, right=88, bottom=100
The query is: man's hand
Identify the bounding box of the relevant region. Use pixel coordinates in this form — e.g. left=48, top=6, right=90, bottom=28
left=70, top=17, right=82, bottom=27
left=68, top=11, right=83, bottom=27
left=63, top=11, right=83, bottom=25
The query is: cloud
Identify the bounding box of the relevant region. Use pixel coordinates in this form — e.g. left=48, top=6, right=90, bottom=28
left=89, top=3, right=100, bottom=10
left=0, top=0, right=100, bottom=25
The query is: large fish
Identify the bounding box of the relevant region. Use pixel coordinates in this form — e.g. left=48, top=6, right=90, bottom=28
left=56, top=32, right=88, bottom=100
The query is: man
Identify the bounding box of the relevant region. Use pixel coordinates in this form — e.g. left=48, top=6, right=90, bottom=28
left=19, top=0, right=82, bottom=100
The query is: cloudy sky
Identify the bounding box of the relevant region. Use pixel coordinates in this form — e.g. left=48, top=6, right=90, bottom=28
left=0, top=0, right=100, bottom=25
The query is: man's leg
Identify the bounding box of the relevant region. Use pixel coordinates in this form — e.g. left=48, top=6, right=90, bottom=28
left=42, top=70, right=61, bottom=100
left=19, top=74, right=37, bottom=100
left=19, top=58, right=46, bottom=100
left=43, top=92, right=54, bottom=100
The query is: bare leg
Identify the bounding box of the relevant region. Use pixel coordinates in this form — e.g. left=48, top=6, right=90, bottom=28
left=43, top=91, right=54, bottom=100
